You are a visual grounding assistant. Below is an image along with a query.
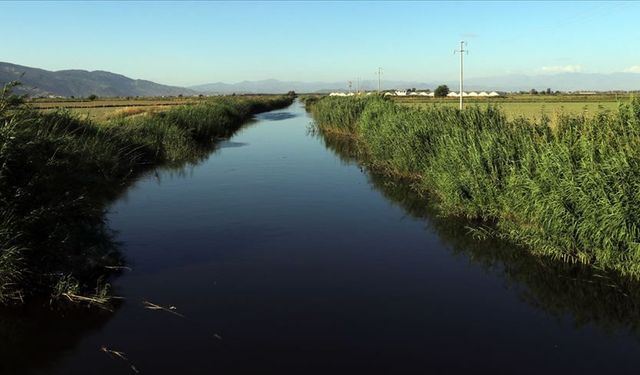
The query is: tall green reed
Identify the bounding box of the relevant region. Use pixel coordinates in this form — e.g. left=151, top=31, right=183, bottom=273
left=309, top=96, right=640, bottom=278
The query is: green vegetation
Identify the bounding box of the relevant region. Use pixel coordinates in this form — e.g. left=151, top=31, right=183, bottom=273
left=0, top=82, right=293, bottom=305
left=434, top=85, right=450, bottom=97
left=397, top=98, right=620, bottom=121
left=394, top=93, right=629, bottom=121
left=308, top=95, right=640, bottom=279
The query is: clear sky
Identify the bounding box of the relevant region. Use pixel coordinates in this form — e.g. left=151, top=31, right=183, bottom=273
left=3, top=1, right=639, bottom=86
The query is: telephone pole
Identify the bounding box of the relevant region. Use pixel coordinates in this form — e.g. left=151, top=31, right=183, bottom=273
left=454, top=41, right=467, bottom=110
left=376, top=67, right=383, bottom=93
left=348, top=80, right=353, bottom=94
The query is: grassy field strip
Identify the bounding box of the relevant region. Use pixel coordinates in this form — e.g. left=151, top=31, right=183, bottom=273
left=31, top=100, right=201, bottom=109
left=398, top=101, right=621, bottom=120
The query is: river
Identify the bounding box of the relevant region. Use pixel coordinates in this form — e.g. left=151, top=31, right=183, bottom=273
left=3, top=101, right=640, bottom=374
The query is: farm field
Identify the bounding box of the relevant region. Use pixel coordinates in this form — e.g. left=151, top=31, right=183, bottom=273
left=393, top=95, right=627, bottom=120
left=29, top=96, right=287, bottom=122
left=29, top=97, right=207, bottom=121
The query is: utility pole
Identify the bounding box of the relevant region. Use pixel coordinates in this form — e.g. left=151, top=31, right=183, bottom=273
left=348, top=80, right=353, bottom=94
left=454, top=41, right=467, bottom=110
left=376, top=67, right=383, bottom=93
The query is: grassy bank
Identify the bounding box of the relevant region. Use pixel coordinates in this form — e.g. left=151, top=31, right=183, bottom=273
left=308, top=95, right=640, bottom=278
left=0, top=82, right=294, bottom=305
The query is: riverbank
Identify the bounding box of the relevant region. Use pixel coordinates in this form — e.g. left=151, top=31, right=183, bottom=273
left=0, top=82, right=294, bottom=305
left=307, top=95, right=640, bottom=278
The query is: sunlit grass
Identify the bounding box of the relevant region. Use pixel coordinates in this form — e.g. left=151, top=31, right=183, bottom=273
left=309, top=95, right=640, bottom=278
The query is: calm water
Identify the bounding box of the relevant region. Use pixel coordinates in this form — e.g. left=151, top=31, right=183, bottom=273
left=3, top=101, right=640, bottom=374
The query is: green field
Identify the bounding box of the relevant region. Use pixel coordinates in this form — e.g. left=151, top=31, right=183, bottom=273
left=399, top=101, right=619, bottom=121
left=393, top=95, right=627, bottom=121
left=29, top=97, right=208, bottom=121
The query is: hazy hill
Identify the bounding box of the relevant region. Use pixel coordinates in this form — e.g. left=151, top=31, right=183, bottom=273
left=193, top=73, right=640, bottom=94
left=464, top=73, right=640, bottom=92
left=3, top=61, right=639, bottom=97
left=0, top=62, right=196, bottom=97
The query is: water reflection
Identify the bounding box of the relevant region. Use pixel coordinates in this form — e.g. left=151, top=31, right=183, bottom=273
left=0, top=302, right=121, bottom=374
left=217, top=141, right=249, bottom=149
left=256, top=112, right=298, bottom=121
left=320, top=129, right=640, bottom=336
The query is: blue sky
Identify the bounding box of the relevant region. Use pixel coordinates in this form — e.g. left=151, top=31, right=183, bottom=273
left=3, top=1, right=639, bottom=86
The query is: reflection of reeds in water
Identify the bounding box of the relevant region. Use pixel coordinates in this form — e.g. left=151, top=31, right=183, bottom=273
left=320, top=119, right=640, bottom=337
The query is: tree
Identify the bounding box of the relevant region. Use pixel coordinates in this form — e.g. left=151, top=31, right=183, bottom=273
left=88, top=94, right=98, bottom=101
left=287, top=90, right=297, bottom=97
left=434, top=85, right=450, bottom=97
left=530, top=89, right=538, bottom=95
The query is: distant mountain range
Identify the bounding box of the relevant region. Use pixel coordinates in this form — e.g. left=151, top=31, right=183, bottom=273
left=192, top=73, right=640, bottom=94
left=2, top=61, right=640, bottom=97
left=462, top=73, right=640, bottom=92
left=0, top=62, right=196, bottom=97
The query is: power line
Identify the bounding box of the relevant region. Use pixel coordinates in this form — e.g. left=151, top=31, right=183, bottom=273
left=454, top=41, right=468, bottom=110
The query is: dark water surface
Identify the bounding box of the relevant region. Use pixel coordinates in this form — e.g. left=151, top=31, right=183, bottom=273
left=4, top=101, right=640, bottom=374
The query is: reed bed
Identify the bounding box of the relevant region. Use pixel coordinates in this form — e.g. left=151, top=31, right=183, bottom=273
left=0, top=82, right=293, bottom=305
left=309, top=96, right=640, bottom=278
